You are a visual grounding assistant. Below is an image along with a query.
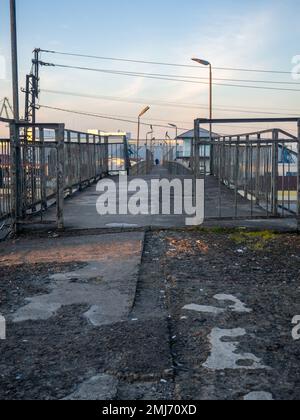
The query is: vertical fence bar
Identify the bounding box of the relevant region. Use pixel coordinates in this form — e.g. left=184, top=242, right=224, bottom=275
left=123, top=135, right=130, bottom=174
left=78, top=133, right=82, bottom=190
left=67, top=131, right=72, bottom=195
left=255, top=133, right=261, bottom=205
left=234, top=137, right=240, bottom=218
left=271, top=129, right=279, bottom=216
left=218, top=137, right=222, bottom=218
left=56, top=124, right=65, bottom=230
left=104, top=136, right=109, bottom=175
left=244, top=135, right=249, bottom=199
left=10, top=123, right=17, bottom=229
left=39, top=128, right=47, bottom=214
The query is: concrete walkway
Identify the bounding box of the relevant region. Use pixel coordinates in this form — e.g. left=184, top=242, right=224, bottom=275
left=32, top=166, right=297, bottom=232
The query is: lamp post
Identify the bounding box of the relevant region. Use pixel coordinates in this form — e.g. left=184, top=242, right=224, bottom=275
left=10, top=0, right=19, bottom=122
left=137, top=106, right=150, bottom=172
left=145, top=125, right=153, bottom=172
left=169, top=123, right=178, bottom=160
left=192, top=58, right=213, bottom=141
left=165, top=131, right=171, bottom=162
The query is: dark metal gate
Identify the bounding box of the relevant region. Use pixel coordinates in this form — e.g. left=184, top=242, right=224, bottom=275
left=192, top=117, right=300, bottom=225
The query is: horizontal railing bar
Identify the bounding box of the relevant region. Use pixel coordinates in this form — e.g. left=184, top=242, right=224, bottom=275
left=197, top=117, right=300, bottom=124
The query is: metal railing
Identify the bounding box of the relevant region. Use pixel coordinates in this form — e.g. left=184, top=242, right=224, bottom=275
left=210, top=129, right=298, bottom=218
left=191, top=118, right=300, bottom=223
left=0, top=139, right=11, bottom=221
left=3, top=121, right=130, bottom=231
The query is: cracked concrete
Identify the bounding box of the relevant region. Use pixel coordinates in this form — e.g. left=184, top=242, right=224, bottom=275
left=62, top=374, right=118, bottom=401
left=183, top=294, right=252, bottom=316
left=244, top=391, right=274, bottom=401
left=6, top=233, right=144, bottom=326
left=203, top=328, right=269, bottom=371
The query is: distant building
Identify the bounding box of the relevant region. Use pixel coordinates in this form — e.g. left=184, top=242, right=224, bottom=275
left=176, top=128, right=219, bottom=158
left=176, top=128, right=219, bottom=173
left=88, top=130, right=131, bottom=144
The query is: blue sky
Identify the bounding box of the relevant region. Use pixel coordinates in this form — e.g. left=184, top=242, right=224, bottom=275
left=1, top=0, right=300, bottom=136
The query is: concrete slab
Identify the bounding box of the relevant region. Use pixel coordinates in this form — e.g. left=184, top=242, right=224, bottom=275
left=62, top=374, right=118, bottom=401
left=0, top=232, right=144, bottom=326
left=28, top=168, right=297, bottom=232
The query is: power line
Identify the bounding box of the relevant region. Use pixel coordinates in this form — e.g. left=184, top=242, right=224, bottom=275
left=41, top=88, right=300, bottom=116
left=39, top=61, right=300, bottom=93
left=39, top=49, right=293, bottom=75
left=37, top=56, right=300, bottom=86
left=39, top=104, right=295, bottom=132
left=38, top=104, right=190, bottom=130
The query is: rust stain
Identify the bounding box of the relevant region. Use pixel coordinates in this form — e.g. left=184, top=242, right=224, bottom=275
left=0, top=240, right=142, bottom=267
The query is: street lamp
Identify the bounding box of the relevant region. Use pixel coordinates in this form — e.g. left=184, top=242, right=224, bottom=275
left=136, top=106, right=150, bottom=167
left=169, top=123, right=178, bottom=160
left=192, top=58, right=213, bottom=141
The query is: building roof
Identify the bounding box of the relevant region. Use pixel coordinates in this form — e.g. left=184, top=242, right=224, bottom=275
left=177, top=128, right=219, bottom=140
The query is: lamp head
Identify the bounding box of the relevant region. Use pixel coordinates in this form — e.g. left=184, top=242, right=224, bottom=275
left=192, top=58, right=210, bottom=66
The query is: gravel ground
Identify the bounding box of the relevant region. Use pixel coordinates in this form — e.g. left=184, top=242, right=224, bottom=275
left=0, top=228, right=300, bottom=400
left=154, top=228, right=300, bottom=400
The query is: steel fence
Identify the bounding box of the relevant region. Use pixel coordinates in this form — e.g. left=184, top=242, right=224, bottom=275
left=192, top=118, right=300, bottom=222
left=210, top=129, right=298, bottom=218
left=4, top=122, right=129, bottom=231
left=0, top=139, right=11, bottom=220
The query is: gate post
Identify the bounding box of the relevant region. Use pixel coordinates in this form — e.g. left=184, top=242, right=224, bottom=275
left=194, top=119, right=200, bottom=178
left=104, top=136, right=109, bottom=175
left=10, top=122, right=22, bottom=232
left=56, top=124, right=65, bottom=230
left=39, top=128, right=47, bottom=212
left=123, top=135, right=131, bottom=174
left=255, top=133, right=261, bottom=205
left=271, top=129, right=279, bottom=216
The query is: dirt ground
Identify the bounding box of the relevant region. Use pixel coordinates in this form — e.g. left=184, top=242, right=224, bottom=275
left=0, top=228, right=300, bottom=400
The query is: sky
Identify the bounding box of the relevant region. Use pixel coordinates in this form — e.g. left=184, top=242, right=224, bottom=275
left=0, top=0, right=300, bottom=138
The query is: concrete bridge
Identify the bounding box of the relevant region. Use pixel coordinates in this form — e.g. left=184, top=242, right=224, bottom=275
left=1, top=118, right=299, bottom=237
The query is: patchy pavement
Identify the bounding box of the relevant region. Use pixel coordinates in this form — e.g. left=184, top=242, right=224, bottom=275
left=159, top=229, right=300, bottom=400
left=0, top=228, right=300, bottom=400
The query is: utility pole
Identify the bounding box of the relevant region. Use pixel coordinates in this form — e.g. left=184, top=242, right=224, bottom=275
left=10, top=0, right=19, bottom=122
left=10, top=0, right=22, bottom=226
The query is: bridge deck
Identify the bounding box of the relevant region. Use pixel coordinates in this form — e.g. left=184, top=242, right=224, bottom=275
left=29, top=166, right=297, bottom=231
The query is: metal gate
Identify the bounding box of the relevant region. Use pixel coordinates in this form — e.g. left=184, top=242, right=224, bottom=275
left=4, top=122, right=130, bottom=232
left=193, top=118, right=300, bottom=224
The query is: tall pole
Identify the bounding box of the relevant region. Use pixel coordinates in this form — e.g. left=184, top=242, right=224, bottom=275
left=137, top=116, right=141, bottom=164
left=169, top=124, right=178, bottom=159
left=209, top=63, right=213, bottom=142
left=136, top=106, right=150, bottom=174
left=10, top=0, right=19, bottom=122
left=10, top=0, right=22, bottom=227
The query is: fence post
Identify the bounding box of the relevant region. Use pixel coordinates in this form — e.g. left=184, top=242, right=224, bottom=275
left=244, top=135, right=250, bottom=199
left=271, top=129, right=279, bottom=216
left=10, top=123, right=17, bottom=230
left=255, top=133, right=261, bottom=205
left=67, top=131, right=72, bottom=196
left=78, top=133, right=82, bottom=190
left=56, top=124, right=65, bottom=230
left=234, top=137, right=240, bottom=218
left=104, top=136, right=109, bottom=175
left=123, top=135, right=131, bottom=174
left=194, top=120, right=200, bottom=178
left=39, top=128, right=47, bottom=213
left=297, top=120, right=300, bottom=230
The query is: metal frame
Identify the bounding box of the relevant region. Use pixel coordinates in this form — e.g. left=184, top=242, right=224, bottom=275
left=192, top=117, right=300, bottom=225
left=2, top=120, right=130, bottom=232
